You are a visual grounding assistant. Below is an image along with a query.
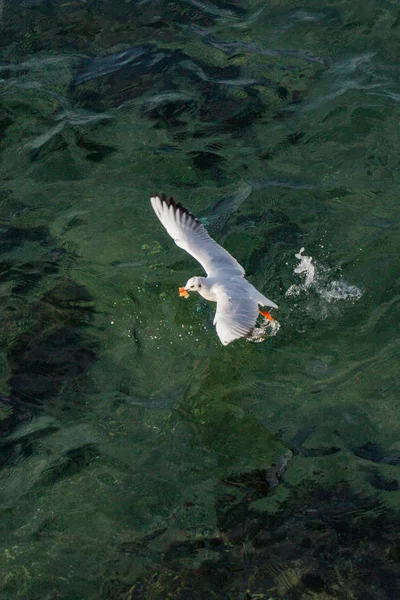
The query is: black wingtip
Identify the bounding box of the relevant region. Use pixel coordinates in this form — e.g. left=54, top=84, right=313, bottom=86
left=155, top=193, right=202, bottom=226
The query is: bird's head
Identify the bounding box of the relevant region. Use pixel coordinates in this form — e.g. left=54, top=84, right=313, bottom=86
left=184, top=276, right=204, bottom=292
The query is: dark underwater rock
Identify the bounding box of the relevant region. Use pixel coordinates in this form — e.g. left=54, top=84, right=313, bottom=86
left=0, top=395, right=16, bottom=439
left=0, top=106, right=13, bottom=139
left=370, top=473, right=399, bottom=492
left=42, top=279, right=95, bottom=310
left=0, top=224, right=50, bottom=252
left=353, top=442, right=400, bottom=466
left=9, top=326, right=97, bottom=403
left=106, top=479, right=400, bottom=600
left=41, top=443, right=100, bottom=484
left=0, top=223, right=98, bottom=455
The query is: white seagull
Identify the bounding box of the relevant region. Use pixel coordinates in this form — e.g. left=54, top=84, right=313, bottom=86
left=150, top=194, right=278, bottom=346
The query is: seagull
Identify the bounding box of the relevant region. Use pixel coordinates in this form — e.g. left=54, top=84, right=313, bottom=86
left=150, top=193, right=278, bottom=345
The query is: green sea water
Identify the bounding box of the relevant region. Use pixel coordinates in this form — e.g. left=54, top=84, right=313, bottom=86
left=0, top=1, right=399, bottom=598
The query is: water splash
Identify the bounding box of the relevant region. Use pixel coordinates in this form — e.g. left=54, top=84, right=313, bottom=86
left=248, top=317, right=281, bottom=343
left=320, top=280, right=363, bottom=303
left=286, top=247, right=362, bottom=306
left=286, top=247, right=315, bottom=296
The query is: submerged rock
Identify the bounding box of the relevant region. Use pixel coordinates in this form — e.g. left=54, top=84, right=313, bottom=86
left=110, top=480, right=400, bottom=600
left=0, top=223, right=98, bottom=469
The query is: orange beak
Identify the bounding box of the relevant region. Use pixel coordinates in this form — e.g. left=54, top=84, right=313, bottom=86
left=259, top=309, right=274, bottom=322
left=179, top=287, right=190, bottom=298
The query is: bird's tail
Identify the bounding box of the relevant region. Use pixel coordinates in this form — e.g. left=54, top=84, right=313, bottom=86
left=256, top=291, right=278, bottom=309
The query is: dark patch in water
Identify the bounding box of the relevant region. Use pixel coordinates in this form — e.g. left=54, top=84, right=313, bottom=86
left=353, top=442, right=400, bottom=466
left=71, top=44, right=269, bottom=136
left=42, top=443, right=100, bottom=484
left=0, top=224, right=50, bottom=252
left=0, top=106, right=13, bottom=139
left=287, top=130, right=305, bottom=145
left=76, top=135, right=116, bottom=162
left=0, top=224, right=98, bottom=471
left=370, top=473, right=399, bottom=492
left=190, top=149, right=223, bottom=168
left=286, top=425, right=342, bottom=457
left=119, top=527, right=168, bottom=558
left=109, top=479, right=400, bottom=599
left=0, top=394, right=19, bottom=439
left=189, top=150, right=226, bottom=181
left=141, top=97, right=195, bottom=125
left=246, top=220, right=302, bottom=276
left=9, top=326, right=97, bottom=402
left=42, top=279, right=95, bottom=311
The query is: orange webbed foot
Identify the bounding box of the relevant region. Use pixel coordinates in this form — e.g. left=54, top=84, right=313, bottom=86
left=259, top=309, right=274, bottom=322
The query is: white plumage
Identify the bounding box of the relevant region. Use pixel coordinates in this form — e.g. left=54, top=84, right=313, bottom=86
left=150, top=194, right=278, bottom=345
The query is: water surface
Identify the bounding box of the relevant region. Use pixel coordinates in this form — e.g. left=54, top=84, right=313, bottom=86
left=0, top=0, right=399, bottom=598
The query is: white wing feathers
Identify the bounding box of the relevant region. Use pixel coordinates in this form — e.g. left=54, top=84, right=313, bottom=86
left=213, top=287, right=259, bottom=346
left=150, top=194, right=245, bottom=277
left=150, top=193, right=278, bottom=345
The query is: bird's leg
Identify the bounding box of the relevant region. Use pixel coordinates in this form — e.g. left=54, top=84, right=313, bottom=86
left=259, top=309, right=274, bottom=322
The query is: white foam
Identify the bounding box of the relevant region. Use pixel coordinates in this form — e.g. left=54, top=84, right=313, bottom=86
left=248, top=317, right=281, bottom=343
left=286, top=247, right=315, bottom=297
left=320, top=280, right=363, bottom=303
left=286, top=247, right=362, bottom=307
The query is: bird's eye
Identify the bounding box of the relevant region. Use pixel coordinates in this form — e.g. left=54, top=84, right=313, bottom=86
left=198, top=284, right=202, bottom=288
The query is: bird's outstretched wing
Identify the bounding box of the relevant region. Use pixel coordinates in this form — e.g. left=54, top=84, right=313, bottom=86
left=213, top=285, right=259, bottom=345
left=150, top=194, right=245, bottom=277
